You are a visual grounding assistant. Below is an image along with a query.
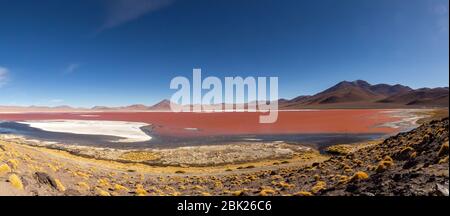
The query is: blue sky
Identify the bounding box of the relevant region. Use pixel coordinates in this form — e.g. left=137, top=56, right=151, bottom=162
left=0, top=0, right=448, bottom=107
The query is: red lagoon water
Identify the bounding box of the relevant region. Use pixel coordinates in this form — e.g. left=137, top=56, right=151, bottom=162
left=0, top=109, right=401, bottom=137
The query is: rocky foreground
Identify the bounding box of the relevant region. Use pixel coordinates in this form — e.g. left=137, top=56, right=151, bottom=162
left=0, top=118, right=448, bottom=196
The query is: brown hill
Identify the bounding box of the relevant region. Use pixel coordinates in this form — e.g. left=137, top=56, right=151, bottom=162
left=370, top=84, right=412, bottom=96
left=378, top=87, right=449, bottom=107
left=280, top=80, right=448, bottom=109
left=149, top=99, right=172, bottom=111
left=303, top=80, right=383, bottom=105
left=123, top=104, right=151, bottom=110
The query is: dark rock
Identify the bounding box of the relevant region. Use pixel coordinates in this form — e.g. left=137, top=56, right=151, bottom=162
left=403, top=159, right=418, bottom=169
left=34, top=172, right=59, bottom=190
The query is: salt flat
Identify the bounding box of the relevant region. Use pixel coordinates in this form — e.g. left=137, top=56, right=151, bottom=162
left=18, top=120, right=151, bottom=142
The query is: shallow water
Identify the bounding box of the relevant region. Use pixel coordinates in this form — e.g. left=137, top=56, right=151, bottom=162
left=0, top=121, right=385, bottom=152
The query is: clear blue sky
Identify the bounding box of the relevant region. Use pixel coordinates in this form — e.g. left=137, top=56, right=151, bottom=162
left=0, top=0, right=448, bottom=107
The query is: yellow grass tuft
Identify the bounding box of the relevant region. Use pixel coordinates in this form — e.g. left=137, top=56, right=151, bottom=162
left=77, top=182, right=90, bottom=190
left=54, top=178, right=66, bottom=192
left=313, top=174, right=320, bottom=181
left=383, top=155, right=394, bottom=162
left=200, top=192, right=211, bottom=196
left=114, top=184, right=129, bottom=192
left=135, top=184, right=148, bottom=196
left=47, top=163, right=59, bottom=172
left=0, top=163, right=11, bottom=176
left=278, top=181, right=295, bottom=189
left=193, top=185, right=204, bottom=190
left=337, top=175, right=350, bottom=184
left=376, top=157, right=395, bottom=173
left=74, top=171, right=90, bottom=179
left=350, top=171, right=369, bottom=182
left=98, top=178, right=110, bottom=188
left=228, top=190, right=244, bottom=196
left=259, top=189, right=276, bottom=196
left=8, top=174, right=24, bottom=190
left=311, top=181, right=327, bottom=194
left=293, top=191, right=313, bottom=196
left=95, top=187, right=111, bottom=196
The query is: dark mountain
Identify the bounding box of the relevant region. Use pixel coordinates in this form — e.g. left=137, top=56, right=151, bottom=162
left=301, top=80, right=384, bottom=105
left=149, top=99, right=172, bottom=110
left=370, top=84, right=413, bottom=96
left=378, top=87, right=449, bottom=107
left=280, top=80, right=448, bottom=109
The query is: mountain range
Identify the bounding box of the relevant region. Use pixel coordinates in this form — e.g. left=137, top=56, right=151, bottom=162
left=0, top=80, right=448, bottom=112
left=279, top=80, right=449, bottom=109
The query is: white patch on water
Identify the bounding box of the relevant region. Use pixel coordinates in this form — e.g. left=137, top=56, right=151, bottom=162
left=243, top=138, right=263, bottom=141
left=17, top=120, right=152, bottom=143
left=378, top=109, right=431, bottom=131
left=184, top=128, right=199, bottom=131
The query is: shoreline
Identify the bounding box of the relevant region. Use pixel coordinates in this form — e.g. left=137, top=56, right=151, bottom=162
left=0, top=108, right=434, bottom=167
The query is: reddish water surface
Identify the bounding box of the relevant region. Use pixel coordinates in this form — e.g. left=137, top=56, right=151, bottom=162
left=0, top=110, right=401, bottom=137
